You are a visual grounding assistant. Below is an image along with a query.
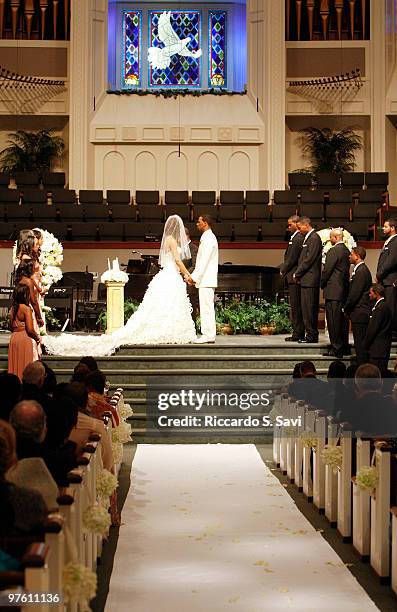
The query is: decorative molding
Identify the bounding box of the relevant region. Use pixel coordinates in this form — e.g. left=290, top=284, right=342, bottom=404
left=217, top=127, right=233, bottom=141
left=143, top=127, right=165, bottom=140
left=190, top=127, right=212, bottom=140
left=170, top=127, right=185, bottom=141
left=122, top=127, right=137, bottom=140
left=237, top=127, right=261, bottom=141
left=95, top=128, right=116, bottom=140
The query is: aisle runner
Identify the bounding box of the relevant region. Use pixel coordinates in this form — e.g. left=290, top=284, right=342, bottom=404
left=106, top=445, right=378, bottom=611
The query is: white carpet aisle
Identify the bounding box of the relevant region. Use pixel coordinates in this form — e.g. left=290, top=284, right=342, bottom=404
left=106, top=444, right=378, bottom=612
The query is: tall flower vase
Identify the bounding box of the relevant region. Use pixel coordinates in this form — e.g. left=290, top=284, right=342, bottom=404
left=105, top=281, right=126, bottom=334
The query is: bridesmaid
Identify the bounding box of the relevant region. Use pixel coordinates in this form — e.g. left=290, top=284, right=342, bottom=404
left=15, top=262, right=44, bottom=354
left=8, top=285, right=41, bottom=381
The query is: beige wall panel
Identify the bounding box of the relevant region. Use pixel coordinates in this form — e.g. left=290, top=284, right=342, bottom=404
left=287, top=48, right=366, bottom=78
left=0, top=47, right=67, bottom=77
left=135, top=151, right=157, bottom=190
left=103, top=151, right=126, bottom=191
left=165, top=152, right=188, bottom=190
left=197, top=151, right=219, bottom=191
left=229, top=151, right=251, bottom=190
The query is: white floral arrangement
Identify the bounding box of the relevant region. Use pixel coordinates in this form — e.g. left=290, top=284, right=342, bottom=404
left=101, top=257, right=129, bottom=284
left=120, top=402, right=134, bottom=420
left=268, top=405, right=282, bottom=424
left=12, top=228, right=63, bottom=290
left=112, top=442, right=124, bottom=464
left=299, top=430, right=318, bottom=449
left=356, top=466, right=378, bottom=494
left=112, top=420, right=132, bottom=444
left=62, top=562, right=97, bottom=611
left=82, top=503, right=111, bottom=535
left=317, top=227, right=356, bottom=263
left=96, top=469, right=118, bottom=500
left=321, top=444, right=343, bottom=471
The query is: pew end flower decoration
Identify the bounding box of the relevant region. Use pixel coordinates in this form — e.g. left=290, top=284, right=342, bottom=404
left=300, top=430, right=318, bottom=449
left=321, top=444, right=343, bottom=471
left=112, top=442, right=124, bottom=464
left=63, top=562, right=97, bottom=611
left=112, top=420, right=132, bottom=444
left=317, top=228, right=356, bottom=264
left=355, top=466, right=378, bottom=494
left=83, top=503, right=111, bottom=535
left=96, top=468, right=118, bottom=500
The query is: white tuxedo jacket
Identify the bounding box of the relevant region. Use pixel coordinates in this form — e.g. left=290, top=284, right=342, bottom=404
left=191, top=229, right=218, bottom=288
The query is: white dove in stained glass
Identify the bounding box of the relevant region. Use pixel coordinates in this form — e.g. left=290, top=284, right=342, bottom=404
left=148, top=11, right=202, bottom=70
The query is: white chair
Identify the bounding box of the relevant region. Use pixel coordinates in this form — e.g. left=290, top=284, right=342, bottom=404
left=313, top=410, right=327, bottom=513
left=337, top=422, right=353, bottom=541
left=293, top=400, right=306, bottom=490
left=324, top=416, right=338, bottom=526
left=370, top=442, right=391, bottom=580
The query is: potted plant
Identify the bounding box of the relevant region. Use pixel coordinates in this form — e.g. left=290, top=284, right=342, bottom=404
left=298, top=126, right=362, bottom=176
left=0, top=128, right=65, bottom=174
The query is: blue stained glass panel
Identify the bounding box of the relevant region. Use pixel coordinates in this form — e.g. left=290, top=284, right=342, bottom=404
left=149, top=11, right=201, bottom=88
left=209, top=11, right=226, bottom=88
left=123, top=11, right=141, bottom=87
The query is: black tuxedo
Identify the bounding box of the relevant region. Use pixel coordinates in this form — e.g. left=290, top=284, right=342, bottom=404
left=377, top=234, right=397, bottom=334
left=183, top=241, right=199, bottom=318
left=364, top=298, right=392, bottom=374
left=320, top=242, right=350, bottom=355
left=280, top=231, right=304, bottom=339
left=294, top=230, right=322, bottom=341
left=343, top=262, right=372, bottom=364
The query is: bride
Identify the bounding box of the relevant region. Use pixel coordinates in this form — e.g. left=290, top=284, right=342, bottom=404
left=43, top=215, right=197, bottom=356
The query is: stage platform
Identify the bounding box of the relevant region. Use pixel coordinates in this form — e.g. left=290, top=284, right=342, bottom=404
left=1, top=333, right=396, bottom=438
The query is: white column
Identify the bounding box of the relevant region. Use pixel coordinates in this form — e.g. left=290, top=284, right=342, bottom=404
left=69, top=0, right=108, bottom=188
left=247, top=0, right=285, bottom=190
left=370, top=0, right=386, bottom=171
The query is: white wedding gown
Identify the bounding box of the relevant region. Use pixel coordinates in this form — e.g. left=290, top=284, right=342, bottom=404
left=43, top=252, right=197, bottom=356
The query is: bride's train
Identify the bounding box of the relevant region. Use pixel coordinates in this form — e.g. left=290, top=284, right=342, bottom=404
left=43, top=262, right=197, bottom=357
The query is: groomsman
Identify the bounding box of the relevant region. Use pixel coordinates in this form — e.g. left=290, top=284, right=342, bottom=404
left=293, top=217, right=322, bottom=343
left=320, top=228, right=350, bottom=358
left=376, top=218, right=397, bottom=338
left=280, top=215, right=304, bottom=342
left=364, top=283, right=392, bottom=375
left=343, top=246, right=372, bottom=365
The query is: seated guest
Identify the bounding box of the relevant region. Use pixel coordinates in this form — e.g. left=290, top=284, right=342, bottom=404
left=86, top=370, right=120, bottom=426
left=42, top=363, right=57, bottom=396
left=43, top=397, right=78, bottom=487
left=8, top=285, right=41, bottom=381
left=364, top=283, right=392, bottom=375
left=350, top=364, right=397, bottom=435
left=0, top=373, right=21, bottom=421
left=287, top=362, right=302, bottom=397
left=0, top=420, right=47, bottom=534
left=7, top=400, right=58, bottom=509
left=288, top=361, right=328, bottom=409
left=22, top=361, right=53, bottom=415
left=71, top=363, right=90, bottom=384
left=327, top=360, right=348, bottom=418
left=79, top=356, right=99, bottom=372
left=65, top=382, right=114, bottom=471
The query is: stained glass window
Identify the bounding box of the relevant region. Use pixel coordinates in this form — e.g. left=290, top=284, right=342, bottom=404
left=148, top=11, right=201, bottom=88
left=209, top=11, right=226, bottom=88
left=123, top=10, right=141, bottom=87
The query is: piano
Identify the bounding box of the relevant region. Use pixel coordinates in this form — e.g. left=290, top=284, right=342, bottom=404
left=124, top=260, right=283, bottom=302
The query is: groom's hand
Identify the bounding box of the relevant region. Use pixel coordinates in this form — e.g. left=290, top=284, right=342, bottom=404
left=184, top=274, right=193, bottom=285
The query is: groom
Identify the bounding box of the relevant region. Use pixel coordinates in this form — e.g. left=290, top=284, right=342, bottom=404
left=186, top=215, right=218, bottom=344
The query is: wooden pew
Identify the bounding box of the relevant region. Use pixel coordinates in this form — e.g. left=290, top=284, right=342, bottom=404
left=313, top=409, right=327, bottom=513
left=302, top=404, right=316, bottom=501
left=352, top=434, right=372, bottom=561
left=325, top=416, right=339, bottom=526
left=337, top=422, right=353, bottom=541
left=370, top=441, right=392, bottom=581
left=293, top=400, right=306, bottom=491
left=272, top=390, right=282, bottom=466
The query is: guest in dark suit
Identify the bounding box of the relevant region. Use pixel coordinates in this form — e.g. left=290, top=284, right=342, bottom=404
left=376, top=218, right=397, bottom=338
left=183, top=226, right=199, bottom=319
left=364, top=283, right=392, bottom=375
left=293, top=217, right=322, bottom=343
left=280, top=215, right=305, bottom=342
left=320, top=228, right=350, bottom=357
left=343, top=246, right=372, bottom=365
